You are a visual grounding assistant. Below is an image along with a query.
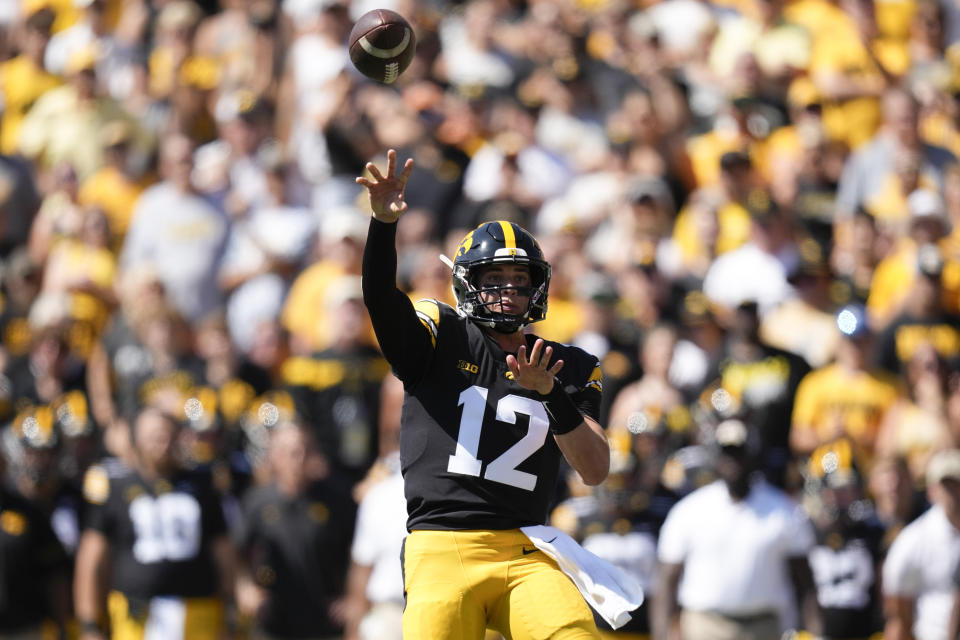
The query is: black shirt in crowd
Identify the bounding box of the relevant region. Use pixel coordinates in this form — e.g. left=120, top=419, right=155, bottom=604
left=237, top=479, right=356, bottom=638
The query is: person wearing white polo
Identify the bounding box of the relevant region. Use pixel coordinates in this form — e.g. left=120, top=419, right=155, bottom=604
left=883, top=448, right=960, bottom=640
left=652, top=419, right=821, bottom=640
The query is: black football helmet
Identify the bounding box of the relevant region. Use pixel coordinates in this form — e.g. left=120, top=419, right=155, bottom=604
left=451, top=221, right=551, bottom=333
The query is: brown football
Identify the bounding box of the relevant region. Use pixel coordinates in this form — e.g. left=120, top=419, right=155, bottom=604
left=348, top=9, right=416, bottom=84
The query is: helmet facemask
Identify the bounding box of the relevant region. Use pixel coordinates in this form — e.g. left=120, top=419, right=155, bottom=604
left=453, top=259, right=549, bottom=333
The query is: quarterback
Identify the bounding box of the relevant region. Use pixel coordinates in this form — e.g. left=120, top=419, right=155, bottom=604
left=357, top=150, right=611, bottom=639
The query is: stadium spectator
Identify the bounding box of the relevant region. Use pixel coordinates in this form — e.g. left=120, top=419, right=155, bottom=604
left=236, top=420, right=356, bottom=639
left=875, top=242, right=960, bottom=376
left=653, top=418, right=821, bottom=640
left=789, top=303, right=899, bottom=461
left=0, top=8, right=60, bottom=156
left=217, top=139, right=316, bottom=354
left=281, top=205, right=368, bottom=353
left=282, top=274, right=388, bottom=483
left=868, top=454, right=929, bottom=545
left=948, top=556, right=960, bottom=640
left=120, top=133, right=231, bottom=324
left=883, top=448, right=960, bottom=640
left=702, top=187, right=797, bottom=316
left=19, top=43, right=140, bottom=183
left=343, top=451, right=406, bottom=640
left=77, top=121, right=149, bottom=249
left=759, top=243, right=841, bottom=368
left=867, top=189, right=952, bottom=329
left=835, top=88, right=953, bottom=220
left=607, top=324, right=684, bottom=454
left=877, top=341, right=956, bottom=484
left=696, top=299, right=811, bottom=487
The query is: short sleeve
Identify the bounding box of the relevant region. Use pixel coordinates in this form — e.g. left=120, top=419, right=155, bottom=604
left=81, top=465, right=113, bottom=535
left=657, top=501, right=689, bottom=565
left=790, top=372, right=817, bottom=429
left=883, top=525, right=923, bottom=596
left=785, top=503, right=816, bottom=556
left=351, top=487, right=382, bottom=567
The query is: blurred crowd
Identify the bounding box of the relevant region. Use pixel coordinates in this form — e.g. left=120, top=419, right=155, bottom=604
left=2, top=0, right=960, bottom=637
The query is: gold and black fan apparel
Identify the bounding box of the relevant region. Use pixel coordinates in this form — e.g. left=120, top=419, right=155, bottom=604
left=362, top=219, right=603, bottom=531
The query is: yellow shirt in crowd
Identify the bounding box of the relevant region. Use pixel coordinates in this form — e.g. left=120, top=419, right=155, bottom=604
left=79, top=166, right=149, bottom=242
left=0, top=55, right=61, bottom=156
left=791, top=363, right=900, bottom=461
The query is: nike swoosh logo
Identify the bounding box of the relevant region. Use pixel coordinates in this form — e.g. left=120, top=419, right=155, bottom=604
left=546, top=537, right=557, bottom=543
left=522, top=547, right=538, bottom=555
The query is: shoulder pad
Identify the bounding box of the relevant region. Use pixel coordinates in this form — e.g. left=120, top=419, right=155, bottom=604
left=82, top=464, right=111, bottom=504
left=413, top=298, right=443, bottom=347
left=584, top=361, right=603, bottom=393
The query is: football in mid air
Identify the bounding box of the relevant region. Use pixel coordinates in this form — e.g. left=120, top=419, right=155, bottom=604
left=348, top=9, right=416, bottom=84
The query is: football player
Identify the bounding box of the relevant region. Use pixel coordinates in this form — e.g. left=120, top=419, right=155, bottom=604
left=73, top=406, right=235, bottom=640
left=357, top=150, right=610, bottom=639
left=803, top=439, right=886, bottom=639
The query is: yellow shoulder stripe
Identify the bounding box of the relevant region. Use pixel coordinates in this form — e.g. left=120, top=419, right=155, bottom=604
left=83, top=464, right=110, bottom=504
left=414, top=299, right=441, bottom=348
left=584, top=364, right=603, bottom=392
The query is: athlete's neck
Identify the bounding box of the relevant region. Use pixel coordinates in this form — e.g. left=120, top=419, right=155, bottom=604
left=137, top=459, right=175, bottom=483
left=485, top=326, right=527, bottom=354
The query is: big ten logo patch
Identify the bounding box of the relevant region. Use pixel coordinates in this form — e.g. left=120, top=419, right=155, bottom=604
left=458, top=360, right=479, bottom=374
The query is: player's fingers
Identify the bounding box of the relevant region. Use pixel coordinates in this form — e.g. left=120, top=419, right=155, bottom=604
left=547, top=359, right=564, bottom=376
left=386, top=149, right=397, bottom=176
left=399, top=158, right=415, bottom=185
left=505, top=354, right=520, bottom=375
left=355, top=177, right=372, bottom=187
left=528, top=339, right=544, bottom=366
left=517, top=344, right=530, bottom=368
left=367, top=162, right=385, bottom=181
left=541, top=345, right=554, bottom=369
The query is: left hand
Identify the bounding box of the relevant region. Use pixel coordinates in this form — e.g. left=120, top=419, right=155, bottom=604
left=506, top=339, right=564, bottom=395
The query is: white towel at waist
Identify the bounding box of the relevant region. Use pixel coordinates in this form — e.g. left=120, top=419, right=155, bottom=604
left=520, top=524, right=644, bottom=629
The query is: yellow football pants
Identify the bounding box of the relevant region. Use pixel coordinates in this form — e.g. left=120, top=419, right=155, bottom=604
left=107, top=591, right=223, bottom=640
left=402, top=529, right=600, bottom=640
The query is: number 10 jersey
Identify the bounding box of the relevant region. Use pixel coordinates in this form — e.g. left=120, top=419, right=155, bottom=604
left=83, top=465, right=227, bottom=599
left=399, top=300, right=603, bottom=531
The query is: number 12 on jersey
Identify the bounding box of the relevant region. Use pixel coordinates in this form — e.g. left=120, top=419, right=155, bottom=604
left=447, top=385, right=550, bottom=491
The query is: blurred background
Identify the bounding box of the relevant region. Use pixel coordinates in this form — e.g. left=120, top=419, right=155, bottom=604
left=1, top=0, right=960, bottom=637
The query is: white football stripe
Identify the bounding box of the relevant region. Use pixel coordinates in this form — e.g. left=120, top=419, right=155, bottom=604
left=358, top=28, right=411, bottom=59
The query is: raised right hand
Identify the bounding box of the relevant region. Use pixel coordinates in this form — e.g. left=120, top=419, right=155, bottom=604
left=355, top=149, right=414, bottom=223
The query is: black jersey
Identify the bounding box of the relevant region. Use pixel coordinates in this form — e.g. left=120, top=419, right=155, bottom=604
left=0, top=485, right=68, bottom=633
left=83, top=465, right=227, bottom=599
left=362, top=220, right=603, bottom=531
left=237, top=479, right=357, bottom=637
left=808, top=519, right=886, bottom=639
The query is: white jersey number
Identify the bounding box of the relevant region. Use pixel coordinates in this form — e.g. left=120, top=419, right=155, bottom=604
left=447, top=385, right=550, bottom=491
left=129, top=493, right=202, bottom=564
left=809, top=543, right=875, bottom=609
